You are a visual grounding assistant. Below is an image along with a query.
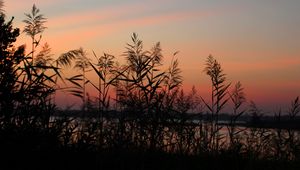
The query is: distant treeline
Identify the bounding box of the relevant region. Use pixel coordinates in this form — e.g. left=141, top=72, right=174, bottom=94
left=55, top=110, right=300, bottom=130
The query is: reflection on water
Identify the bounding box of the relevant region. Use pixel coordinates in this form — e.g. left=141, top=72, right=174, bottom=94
left=50, top=116, right=300, bottom=158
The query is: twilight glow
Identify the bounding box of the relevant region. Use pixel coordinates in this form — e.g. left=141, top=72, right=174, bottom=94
left=5, top=0, right=300, bottom=111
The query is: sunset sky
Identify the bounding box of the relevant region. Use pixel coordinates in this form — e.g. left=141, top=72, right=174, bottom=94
left=4, top=0, right=300, bottom=112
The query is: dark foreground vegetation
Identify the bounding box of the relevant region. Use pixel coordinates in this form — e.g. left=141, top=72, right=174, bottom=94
left=0, top=2, right=299, bottom=169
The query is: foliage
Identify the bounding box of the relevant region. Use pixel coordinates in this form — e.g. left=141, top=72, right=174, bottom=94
left=23, top=4, right=47, bottom=39
left=202, top=55, right=231, bottom=152
left=0, top=13, right=24, bottom=117
left=0, top=4, right=299, bottom=169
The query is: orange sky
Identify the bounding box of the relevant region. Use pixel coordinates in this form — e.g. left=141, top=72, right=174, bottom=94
left=4, top=0, right=300, bottom=112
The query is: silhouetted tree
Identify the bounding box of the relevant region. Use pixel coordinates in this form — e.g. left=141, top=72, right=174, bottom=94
left=0, top=12, right=25, bottom=119
left=0, top=7, right=62, bottom=154
left=249, top=101, right=262, bottom=126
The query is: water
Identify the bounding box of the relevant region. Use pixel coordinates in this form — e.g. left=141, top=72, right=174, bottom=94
left=49, top=115, right=300, bottom=156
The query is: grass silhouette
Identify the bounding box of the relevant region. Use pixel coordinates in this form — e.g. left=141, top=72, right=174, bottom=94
left=0, top=1, right=300, bottom=169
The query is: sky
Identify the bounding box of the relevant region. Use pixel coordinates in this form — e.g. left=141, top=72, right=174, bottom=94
left=4, top=0, right=300, bottom=112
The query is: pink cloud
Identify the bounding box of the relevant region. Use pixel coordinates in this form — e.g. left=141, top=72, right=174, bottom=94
left=47, top=2, right=148, bottom=31
left=224, top=57, right=300, bottom=72
left=5, top=0, right=73, bottom=13
left=45, top=9, right=214, bottom=53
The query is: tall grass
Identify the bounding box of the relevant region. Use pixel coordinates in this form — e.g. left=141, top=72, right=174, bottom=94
left=0, top=4, right=299, bottom=169
left=60, top=33, right=300, bottom=160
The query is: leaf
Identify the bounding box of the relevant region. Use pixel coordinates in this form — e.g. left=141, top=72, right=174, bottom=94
left=67, top=75, right=83, bottom=88
left=89, top=60, right=104, bottom=81
left=200, top=96, right=212, bottom=112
